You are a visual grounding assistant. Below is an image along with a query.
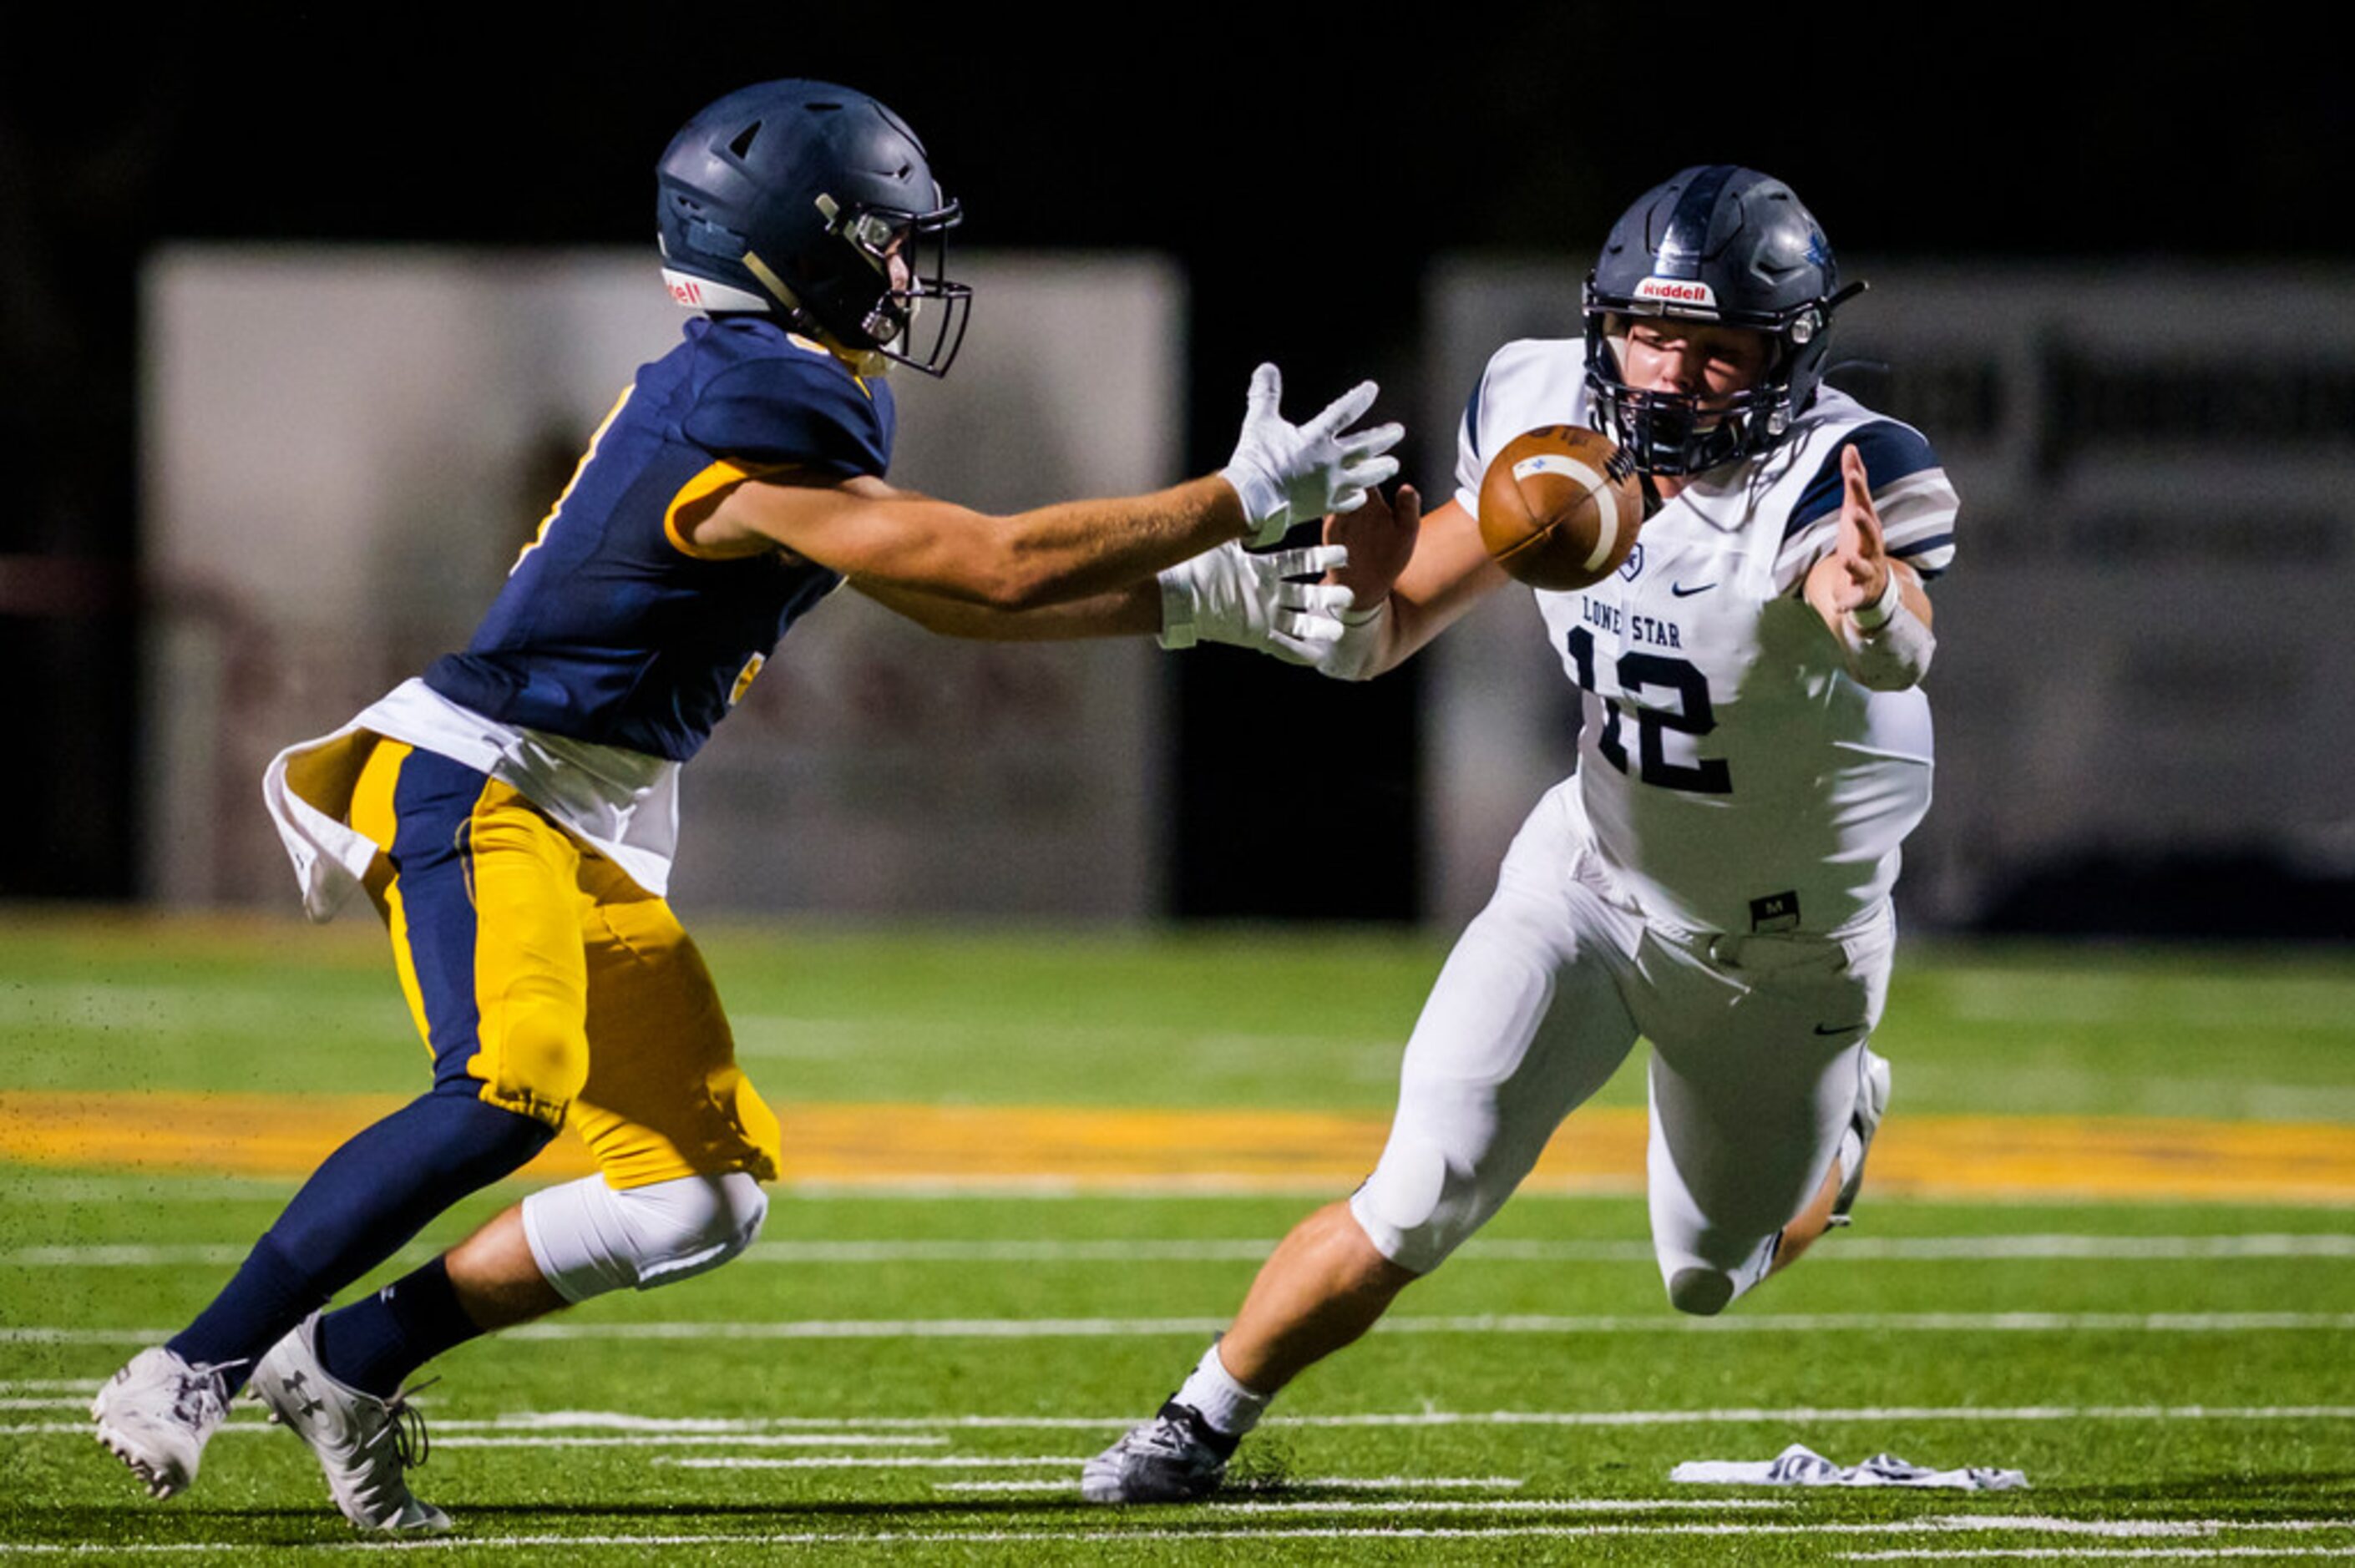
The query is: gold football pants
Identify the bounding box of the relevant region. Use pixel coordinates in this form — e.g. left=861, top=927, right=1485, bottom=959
left=328, top=733, right=781, bottom=1188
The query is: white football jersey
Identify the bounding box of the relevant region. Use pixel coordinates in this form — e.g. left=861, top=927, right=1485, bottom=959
left=1453, top=338, right=1960, bottom=936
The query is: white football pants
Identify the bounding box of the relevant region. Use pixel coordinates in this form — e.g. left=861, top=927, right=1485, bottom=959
left=1349, top=780, right=1896, bottom=1311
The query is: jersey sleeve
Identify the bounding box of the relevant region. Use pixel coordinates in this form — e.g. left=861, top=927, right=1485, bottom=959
left=1452, top=371, right=1490, bottom=516
left=682, top=350, right=891, bottom=479
left=1770, top=419, right=1960, bottom=594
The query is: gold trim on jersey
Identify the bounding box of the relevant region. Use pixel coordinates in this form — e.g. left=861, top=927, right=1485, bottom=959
left=514, top=387, right=634, bottom=573
left=728, top=652, right=766, bottom=707
left=662, top=458, right=797, bottom=560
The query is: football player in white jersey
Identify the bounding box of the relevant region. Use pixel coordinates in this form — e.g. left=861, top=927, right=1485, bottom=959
left=1083, top=164, right=1961, bottom=1504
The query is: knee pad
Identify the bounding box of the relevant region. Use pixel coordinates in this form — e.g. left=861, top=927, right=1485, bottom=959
left=479, top=1012, right=591, bottom=1125
left=520, top=1171, right=767, bottom=1304
left=1350, top=1134, right=1486, bottom=1276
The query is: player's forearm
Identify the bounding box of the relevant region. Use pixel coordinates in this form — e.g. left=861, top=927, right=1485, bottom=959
left=853, top=578, right=1161, bottom=640
left=1343, top=534, right=1512, bottom=679
left=985, top=476, right=1249, bottom=612
left=1329, top=590, right=1461, bottom=680
left=706, top=473, right=1249, bottom=613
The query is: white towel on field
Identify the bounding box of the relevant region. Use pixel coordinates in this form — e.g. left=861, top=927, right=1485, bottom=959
left=1671, top=1443, right=2027, bottom=1491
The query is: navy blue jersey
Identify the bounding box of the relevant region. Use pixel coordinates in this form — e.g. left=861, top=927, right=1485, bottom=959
left=425, top=316, right=895, bottom=761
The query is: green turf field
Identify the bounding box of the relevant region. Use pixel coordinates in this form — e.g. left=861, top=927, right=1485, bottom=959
left=3, top=909, right=2352, bottom=1561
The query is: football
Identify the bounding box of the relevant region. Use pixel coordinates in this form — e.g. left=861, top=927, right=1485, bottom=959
left=1476, top=425, right=1645, bottom=590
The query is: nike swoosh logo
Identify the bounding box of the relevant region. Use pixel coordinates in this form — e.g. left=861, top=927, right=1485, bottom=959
left=1670, top=582, right=1717, bottom=598
left=1814, top=1022, right=1867, bottom=1036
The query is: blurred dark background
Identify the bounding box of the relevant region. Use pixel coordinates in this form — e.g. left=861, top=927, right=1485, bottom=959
left=3, top=18, right=2347, bottom=924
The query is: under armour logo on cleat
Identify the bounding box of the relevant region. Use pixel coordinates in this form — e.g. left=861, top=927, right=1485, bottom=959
left=285, top=1368, right=327, bottom=1419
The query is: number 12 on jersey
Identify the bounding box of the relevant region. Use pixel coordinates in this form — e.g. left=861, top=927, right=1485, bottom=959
left=1566, top=625, right=1731, bottom=795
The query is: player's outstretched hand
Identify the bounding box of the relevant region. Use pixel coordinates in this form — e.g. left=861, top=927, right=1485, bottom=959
left=1221, top=364, right=1404, bottom=548
left=1826, top=444, right=1892, bottom=615
left=1324, top=483, right=1421, bottom=610
left=1156, top=541, right=1356, bottom=664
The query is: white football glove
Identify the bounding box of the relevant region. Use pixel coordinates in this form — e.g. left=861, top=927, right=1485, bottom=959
left=1157, top=541, right=1355, bottom=664
left=1219, top=363, right=1404, bottom=547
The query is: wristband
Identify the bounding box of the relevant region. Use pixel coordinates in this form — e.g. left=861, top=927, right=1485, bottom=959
left=1156, top=569, right=1200, bottom=650
left=1850, top=571, right=1901, bottom=632
left=1216, top=464, right=1292, bottom=549
left=1840, top=582, right=1935, bottom=690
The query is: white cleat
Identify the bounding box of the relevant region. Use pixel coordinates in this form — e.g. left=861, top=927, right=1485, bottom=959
left=91, top=1347, right=233, bottom=1500
left=1081, top=1400, right=1237, bottom=1504
left=1829, top=1047, right=1893, bottom=1228
left=248, top=1313, right=451, bottom=1534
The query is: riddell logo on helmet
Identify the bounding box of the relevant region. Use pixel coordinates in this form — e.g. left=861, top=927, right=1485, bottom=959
left=1635, top=277, right=1718, bottom=308
left=669, top=278, right=706, bottom=306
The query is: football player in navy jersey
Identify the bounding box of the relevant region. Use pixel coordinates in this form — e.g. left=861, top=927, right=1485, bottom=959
left=92, top=78, right=1400, bottom=1531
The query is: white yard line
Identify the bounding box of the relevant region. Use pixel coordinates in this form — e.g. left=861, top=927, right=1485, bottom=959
left=652, top=1454, right=1084, bottom=1469
left=757, top=1234, right=2355, bottom=1263
left=16, top=1173, right=2350, bottom=1206
left=932, top=1474, right=1532, bottom=1494
left=1195, top=1499, right=1808, bottom=1515
left=12, top=1307, right=2355, bottom=1347
left=1844, top=1552, right=2355, bottom=1562
left=12, top=1234, right=2354, bottom=1267
left=409, top=1404, right=2355, bottom=1432
left=9, top=1404, right=2355, bottom=1442
left=442, top=1411, right=919, bottom=1433
left=496, top=1311, right=2355, bottom=1338
left=728, top=1014, right=1384, bottom=1056
left=4, top=1520, right=2353, bottom=1552
left=440, top=1434, right=944, bottom=1449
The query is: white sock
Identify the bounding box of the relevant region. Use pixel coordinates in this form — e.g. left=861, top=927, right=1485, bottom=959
left=1173, top=1338, right=1270, bottom=1439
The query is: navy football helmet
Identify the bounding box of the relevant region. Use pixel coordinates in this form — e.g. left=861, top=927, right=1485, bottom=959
left=1583, top=165, right=1865, bottom=474
left=657, top=80, right=971, bottom=376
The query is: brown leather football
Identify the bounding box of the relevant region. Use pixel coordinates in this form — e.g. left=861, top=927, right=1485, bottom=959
left=1476, top=425, right=1644, bottom=590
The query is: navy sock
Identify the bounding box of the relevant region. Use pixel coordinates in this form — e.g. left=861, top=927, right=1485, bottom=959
left=315, top=1255, right=485, bottom=1398
left=167, top=1232, right=317, bottom=1394
left=167, top=1092, right=551, bottom=1392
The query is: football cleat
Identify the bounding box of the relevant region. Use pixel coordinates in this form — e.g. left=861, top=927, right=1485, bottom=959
left=1080, top=1399, right=1238, bottom=1505
left=248, top=1313, right=451, bottom=1534
left=1828, top=1047, right=1893, bottom=1227
left=91, top=1346, right=235, bottom=1500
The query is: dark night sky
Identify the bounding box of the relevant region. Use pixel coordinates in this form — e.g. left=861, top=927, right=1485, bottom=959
left=2, top=17, right=2346, bottom=907
left=15, top=19, right=2348, bottom=501
left=18, top=22, right=2350, bottom=255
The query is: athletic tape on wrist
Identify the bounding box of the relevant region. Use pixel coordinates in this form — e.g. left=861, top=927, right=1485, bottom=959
left=1842, top=589, right=1934, bottom=689
left=1850, top=571, right=1902, bottom=632
left=1156, top=569, right=1200, bottom=650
